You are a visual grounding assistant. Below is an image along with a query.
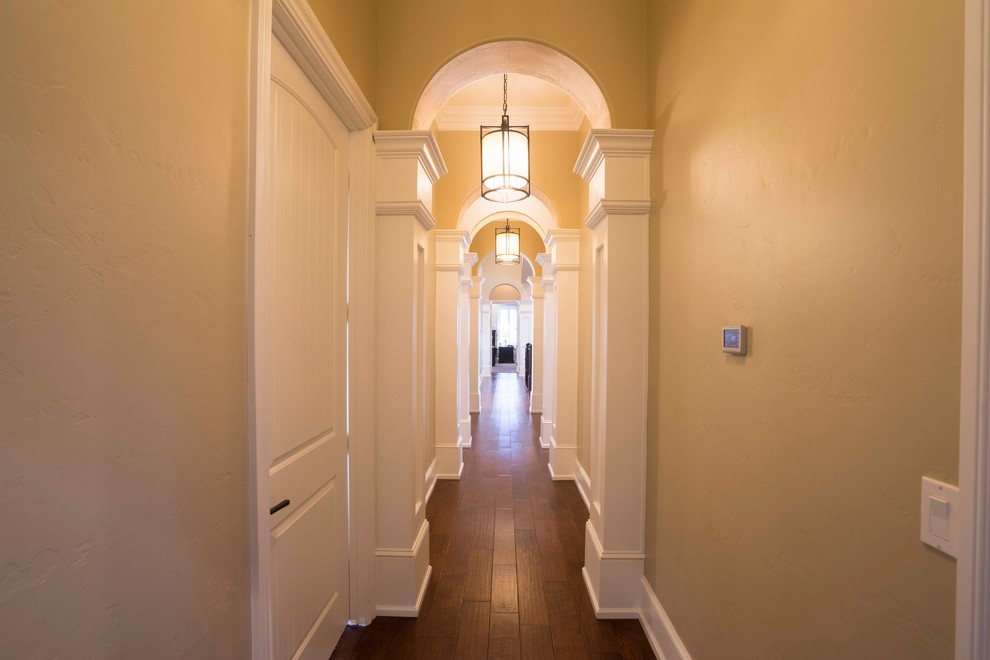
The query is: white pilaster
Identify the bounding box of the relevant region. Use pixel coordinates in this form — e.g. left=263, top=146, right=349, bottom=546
left=458, top=254, right=478, bottom=447
left=480, top=300, right=492, bottom=383
left=574, top=129, right=654, bottom=616
left=528, top=277, right=545, bottom=414
left=373, top=130, right=446, bottom=616
left=545, top=230, right=581, bottom=480
left=435, top=230, right=471, bottom=479
left=537, top=254, right=555, bottom=449
left=469, top=276, right=483, bottom=413
left=518, top=300, right=533, bottom=378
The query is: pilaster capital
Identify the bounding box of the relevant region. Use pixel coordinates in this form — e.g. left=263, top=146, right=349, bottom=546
left=469, top=276, right=485, bottom=299
left=435, top=230, right=471, bottom=271
left=528, top=276, right=545, bottom=299
left=545, top=229, right=581, bottom=272
left=535, top=252, right=552, bottom=269
left=574, top=129, right=654, bottom=207
left=374, top=130, right=447, bottom=184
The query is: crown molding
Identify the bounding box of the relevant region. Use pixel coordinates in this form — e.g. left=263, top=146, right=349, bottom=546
left=373, top=131, right=448, bottom=184
left=585, top=199, right=653, bottom=230
left=375, top=200, right=437, bottom=231
left=272, top=0, right=376, bottom=131
left=573, top=129, right=655, bottom=182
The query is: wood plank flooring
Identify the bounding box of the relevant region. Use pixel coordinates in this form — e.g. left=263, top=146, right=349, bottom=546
left=331, top=372, right=656, bottom=659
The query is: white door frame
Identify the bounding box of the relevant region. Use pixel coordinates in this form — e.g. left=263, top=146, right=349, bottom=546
left=248, top=1, right=377, bottom=657
left=959, top=0, right=990, bottom=656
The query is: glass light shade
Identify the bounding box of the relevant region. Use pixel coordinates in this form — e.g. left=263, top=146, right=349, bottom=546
left=495, top=222, right=521, bottom=264
left=481, top=118, right=530, bottom=203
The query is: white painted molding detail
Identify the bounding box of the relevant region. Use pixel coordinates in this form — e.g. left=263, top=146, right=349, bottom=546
left=584, top=199, right=653, bottom=230
left=374, top=519, right=431, bottom=617
left=412, top=40, right=612, bottom=130
left=271, top=0, right=377, bottom=130
left=639, top=577, right=693, bottom=660
left=373, top=131, right=448, bottom=184
left=959, top=0, right=990, bottom=656
left=575, top=460, right=592, bottom=511
left=376, top=200, right=437, bottom=231
left=424, top=458, right=438, bottom=506
left=573, top=129, right=656, bottom=181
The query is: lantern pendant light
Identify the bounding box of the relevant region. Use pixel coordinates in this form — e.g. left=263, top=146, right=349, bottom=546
left=494, top=219, right=521, bottom=265
left=480, top=74, right=531, bottom=203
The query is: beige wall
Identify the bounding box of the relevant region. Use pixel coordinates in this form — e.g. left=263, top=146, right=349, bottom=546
left=307, top=0, right=377, bottom=108
left=645, top=1, right=962, bottom=657
left=376, top=0, right=648, bottom=130
left=0, top=2, right=251, bottom=656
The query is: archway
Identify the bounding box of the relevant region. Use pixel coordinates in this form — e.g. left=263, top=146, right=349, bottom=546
left=412, top=40, right=612, bottom=130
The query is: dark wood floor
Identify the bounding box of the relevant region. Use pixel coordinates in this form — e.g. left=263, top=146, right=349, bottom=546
left=331, top=372, right=656, bottom=659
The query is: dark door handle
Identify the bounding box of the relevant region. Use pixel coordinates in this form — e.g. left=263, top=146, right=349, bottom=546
left=270, top=499, right=290, bottom=515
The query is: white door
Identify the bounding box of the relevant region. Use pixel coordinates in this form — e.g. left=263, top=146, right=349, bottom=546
left=264, top=35, right=349, bottom=660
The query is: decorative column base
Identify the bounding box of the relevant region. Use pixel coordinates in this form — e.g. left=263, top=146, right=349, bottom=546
left=581, top=522, right=644, bottom=619
left=548, top=437, right=575, bottom=480
left=375, top=519, right=432, bottom=617
left=539, top=417, right=553, bottom=449
left=470, top=392, right=481, bottom=413
left=435, top=441, right=463, bottom=479
left=529, top=392, right=543, bottom=414
left=459, top=418, right=472, bottom=448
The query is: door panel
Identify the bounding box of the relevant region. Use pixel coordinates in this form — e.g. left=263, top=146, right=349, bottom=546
left=266, top=35, right=349, bottom=660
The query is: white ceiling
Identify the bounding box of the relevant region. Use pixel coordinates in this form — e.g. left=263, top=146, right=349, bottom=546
left=435, top=73, right=584, bottom=131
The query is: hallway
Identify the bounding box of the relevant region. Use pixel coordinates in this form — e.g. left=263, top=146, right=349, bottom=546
left=331, top=373, right=655, bottom=659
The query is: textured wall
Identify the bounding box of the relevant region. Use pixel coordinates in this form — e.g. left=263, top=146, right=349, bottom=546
left=0, top=2, right=251, bottom=656
left=645, top=1, right=962, bottom=657
left=376, top=0, right=647, bottom=130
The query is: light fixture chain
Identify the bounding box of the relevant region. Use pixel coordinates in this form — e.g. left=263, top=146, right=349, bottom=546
left=503, top=74, right=508, bottom=116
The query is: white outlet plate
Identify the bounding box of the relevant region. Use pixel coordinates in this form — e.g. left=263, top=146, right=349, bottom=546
left=921, top=476, right=959, bottom=558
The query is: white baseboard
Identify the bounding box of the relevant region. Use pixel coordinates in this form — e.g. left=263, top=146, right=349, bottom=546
left=424, top=458, right=437, bottom=505
left=435, top=441, right=463, bottom=479
left=575, top=460, right=591, bottom=510
left=470, top=391, right=480, bottom=413
left=547, top=438, right=576, bottom=480
left=529, top=392, right=543, bottom=414
left=459, top=419, right=472, bottom=448
left=540, top=418, right=553, bottom=449
left=639, top=575, right=691, bottom=660
left=375, top=519, right=431, bottom=617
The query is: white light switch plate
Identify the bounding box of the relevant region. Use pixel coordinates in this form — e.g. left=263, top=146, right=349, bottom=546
left=921, top=476, right=959, bottom=558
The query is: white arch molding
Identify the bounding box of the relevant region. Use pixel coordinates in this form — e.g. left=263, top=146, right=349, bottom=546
left=412, top=40, right=612, bottom=131
left=458, top=185, right=559, bottom=242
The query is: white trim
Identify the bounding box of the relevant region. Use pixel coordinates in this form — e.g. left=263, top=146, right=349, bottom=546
left=575, top=460, right=591, bottom=511
left=457, top=185, right=561, bottom=241
left=639, top=577, right=692, bottom=660
left=959, top=0, right=990, bottom=656
left=584, top=199, right=652, bottom=230
left=249, top=0, right=377, bottom=654
left=375, top=566, right=433, bottom=618
left=374, top=519, right=432, bottom=617
left=424, top=457, right=438, bottom=506
left=346, top=127, right=378, bottom=625
left=375, top=200, right=438, bottom=231
left=248, top=3, right=275, bottom=657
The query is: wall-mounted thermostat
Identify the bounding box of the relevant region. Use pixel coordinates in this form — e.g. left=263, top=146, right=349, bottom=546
left=722, top=325, right=748, bottom=355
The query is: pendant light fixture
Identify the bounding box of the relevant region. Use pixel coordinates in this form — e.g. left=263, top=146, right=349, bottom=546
left=480, top=74, right=531, bottom=203
left=494, top=219, right=521, bottom=265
